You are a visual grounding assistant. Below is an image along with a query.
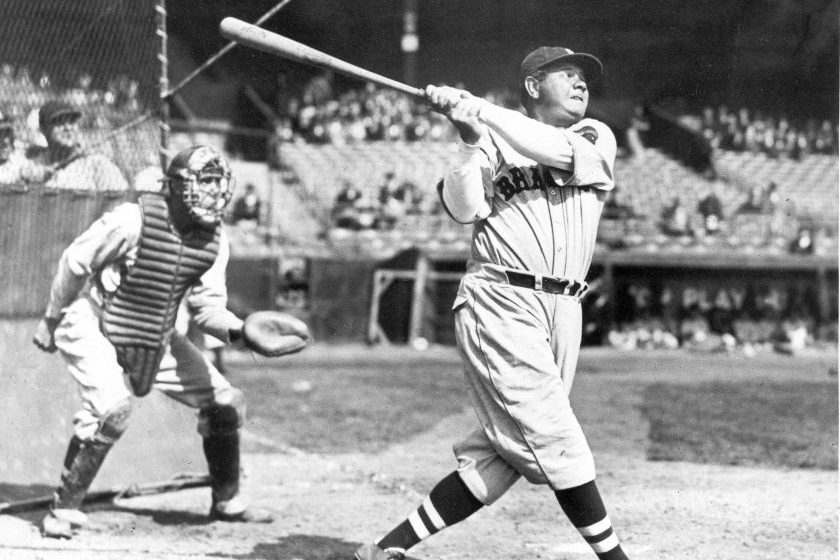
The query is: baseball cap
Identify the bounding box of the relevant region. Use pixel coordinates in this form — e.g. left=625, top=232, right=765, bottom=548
left=519, top=46, right=603, bottom=84
left=39, top=100, right=81, bottom=130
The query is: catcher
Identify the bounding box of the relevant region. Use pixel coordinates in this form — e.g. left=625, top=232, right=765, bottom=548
left=32, top=145, right=310, bottom=539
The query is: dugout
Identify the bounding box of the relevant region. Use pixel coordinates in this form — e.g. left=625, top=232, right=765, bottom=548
left=357, top=247, right=838, bottom=347
left=230, top=247, right=838, bottom=347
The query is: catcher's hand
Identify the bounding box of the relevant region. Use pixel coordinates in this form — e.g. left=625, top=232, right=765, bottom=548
left=33, top=316, right=60, bottom=353
left=240, top=311, right=310, bottom=357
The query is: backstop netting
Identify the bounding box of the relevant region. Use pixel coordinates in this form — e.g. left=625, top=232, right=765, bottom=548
left=0, top=0, right=163, bottom=316
left=0, top=0, right=161, bottom=182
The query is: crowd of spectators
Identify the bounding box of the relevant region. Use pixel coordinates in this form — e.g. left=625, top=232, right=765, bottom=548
left=330, top=171, right=441, bottom=231
left=699, top=104, right=837, bottom=159
left=272, top=72, right=520, bottom=145
left=0, top=63, right=156, bottom=195
left=0, top=64, right=146, bottom=147
left=0, top=98, right=130, bottom=192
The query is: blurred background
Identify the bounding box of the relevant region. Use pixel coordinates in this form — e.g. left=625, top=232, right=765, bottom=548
left=0, top=0, right=837, bottom=353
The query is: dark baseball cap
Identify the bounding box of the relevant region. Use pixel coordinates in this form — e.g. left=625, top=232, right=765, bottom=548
left=39, top=100, right=81, bottom=130
left=519, top=46, right=603, bottom=84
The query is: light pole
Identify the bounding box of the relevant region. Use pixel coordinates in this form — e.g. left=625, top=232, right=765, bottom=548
left=402, top=0, right=419, bottom=85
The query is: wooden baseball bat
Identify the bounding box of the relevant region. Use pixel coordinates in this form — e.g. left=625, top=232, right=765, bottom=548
left=220, top=17, right=426, bottom=99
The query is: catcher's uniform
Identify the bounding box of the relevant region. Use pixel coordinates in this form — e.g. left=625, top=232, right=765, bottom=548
left=441, top=117, right=616, bottom=503
left=45, top=198, right=243, bottom=441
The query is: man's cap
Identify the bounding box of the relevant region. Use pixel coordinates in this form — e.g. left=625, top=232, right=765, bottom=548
left=519, top=46, right=603, bottom=84
left=39, top=100, right=81, bottom=130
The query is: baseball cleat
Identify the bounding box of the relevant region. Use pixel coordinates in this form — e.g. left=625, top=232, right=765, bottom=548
left=41, top=508, right=88, bottom=539
left=353, top=542, right=406, bottom=560
left=209, top=496, right=273, bottom=523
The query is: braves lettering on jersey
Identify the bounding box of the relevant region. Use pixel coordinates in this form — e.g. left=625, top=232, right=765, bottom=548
left=445, top=118, right=615, bottom=309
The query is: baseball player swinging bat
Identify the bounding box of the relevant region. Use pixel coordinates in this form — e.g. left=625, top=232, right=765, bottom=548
left=219, top=17, right=425, bottom=98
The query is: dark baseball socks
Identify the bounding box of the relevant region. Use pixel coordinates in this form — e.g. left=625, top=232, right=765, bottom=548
left=375, top=471, right=483, bottom=552
left=375, top=473, right=628, bottom=560
left=555, top=480, right=629, bottom=560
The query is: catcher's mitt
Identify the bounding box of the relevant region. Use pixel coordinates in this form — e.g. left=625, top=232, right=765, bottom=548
left=241, top=311, right=310, bottom=357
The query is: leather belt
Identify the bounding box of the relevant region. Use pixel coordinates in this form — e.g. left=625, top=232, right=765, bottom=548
left=504, top=270, right=588, bottom=297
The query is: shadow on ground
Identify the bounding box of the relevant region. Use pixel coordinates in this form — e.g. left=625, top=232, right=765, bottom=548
left=208, top=534, right=359, bottom=560
left=107, top=504, right=213, bottom=526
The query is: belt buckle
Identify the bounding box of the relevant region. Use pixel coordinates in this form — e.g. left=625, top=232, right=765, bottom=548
left=534, top=273, right=543, bottom=291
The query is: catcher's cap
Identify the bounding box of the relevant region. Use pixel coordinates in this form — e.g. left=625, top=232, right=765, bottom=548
left=165, top=145, right=230, bottom=180
left=39, top=100, right=81, bottom=130
left=519, top=46, right=603, bottom=84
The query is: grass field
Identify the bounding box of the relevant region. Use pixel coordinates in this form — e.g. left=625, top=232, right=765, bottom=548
left=642, top=380, right=838, bottom=469
left=229, top=344, right=838, bottom=471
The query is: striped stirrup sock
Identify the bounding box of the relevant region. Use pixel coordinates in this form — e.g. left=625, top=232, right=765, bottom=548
left=555, top=480, right=629, bottom=560
left=376, top=471, right=483, bottom=551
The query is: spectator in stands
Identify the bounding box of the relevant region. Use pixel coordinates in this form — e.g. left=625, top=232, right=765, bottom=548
left=25, top=100, right=129, bottom=191
left=0, top=108, right=28, bottom=185
left=659, top=195, right=692, bottom=237
left=625, top=104, right=650, bottom=158
left=332, top=180, right=371, bottom=230
left=601, top=185, right=635, bottom=220
left=397, top=180, right=426, bottom=215
left=231, top=183, right=262, bottom=225
left=697, top=181, right=726, bottom=236
left=762, top=181, right=780, bottom=214
left=375, top=171, right=407, bottom=229
left=736, top=184, right=766, bottom=215
left=771, top=314, right=812, bottom=355
left=789, top=226, right=815, bottom=255
left=815, top=119, right=837, bottom=154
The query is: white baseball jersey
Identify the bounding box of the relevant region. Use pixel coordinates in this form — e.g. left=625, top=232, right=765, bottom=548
left=442, top=117, right=616, bottom=304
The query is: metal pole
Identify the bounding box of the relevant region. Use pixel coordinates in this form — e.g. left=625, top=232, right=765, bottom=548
left=156, top=0, right=170, bottom=171
left=402, top=0, right=418, bottom=85
left=408, top=251, right=429, bottom=344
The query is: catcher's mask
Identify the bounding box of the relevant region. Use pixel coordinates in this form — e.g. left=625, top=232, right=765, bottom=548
left=165, top=145, right=235, bottom=228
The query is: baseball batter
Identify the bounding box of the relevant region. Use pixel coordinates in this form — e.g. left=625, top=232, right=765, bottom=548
left=32, top=145, right=277, bottom=539
left=355, top=47, right=629, bottom=560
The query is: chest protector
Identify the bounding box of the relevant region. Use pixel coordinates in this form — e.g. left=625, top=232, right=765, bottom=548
left=101, top=194, right=220, bottom=396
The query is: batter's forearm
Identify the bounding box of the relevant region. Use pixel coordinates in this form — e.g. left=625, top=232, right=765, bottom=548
left=478, top=103, right=574, bottom=169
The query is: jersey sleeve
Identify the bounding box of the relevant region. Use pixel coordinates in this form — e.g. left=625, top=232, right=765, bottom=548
left=552, top=118, right=617, bottom=191
left=45, top=202, right=140, bottom=318
left=186, top=227, right=244, bottom=343
left=438, top=136, right=496, bottom=223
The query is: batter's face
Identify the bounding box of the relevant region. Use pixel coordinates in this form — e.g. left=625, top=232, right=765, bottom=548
left=534, top=63, right=589, bottom=127
left=45, top=115, right=81, bottom=151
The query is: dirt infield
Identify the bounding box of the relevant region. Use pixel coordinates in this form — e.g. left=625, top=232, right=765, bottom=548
left=0, top=345, right=836, bottom=559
